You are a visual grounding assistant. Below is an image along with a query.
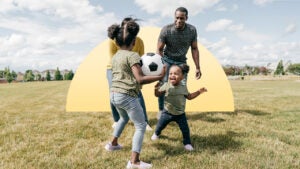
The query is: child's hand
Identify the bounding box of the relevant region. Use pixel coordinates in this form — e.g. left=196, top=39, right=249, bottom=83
left=154, top=82, right=161, bottom=89
left=199, top=87, right=207, bottom=94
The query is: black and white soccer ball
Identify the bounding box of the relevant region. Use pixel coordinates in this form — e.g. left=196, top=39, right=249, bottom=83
left=140, top=53, right=163, bottom=76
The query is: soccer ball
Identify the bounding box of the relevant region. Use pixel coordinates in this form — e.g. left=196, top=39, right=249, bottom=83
left=140, top=53, right=163, bottom=76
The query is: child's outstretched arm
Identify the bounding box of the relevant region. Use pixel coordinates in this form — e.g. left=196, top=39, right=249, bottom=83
left=186, top=87, right=207, bottom=100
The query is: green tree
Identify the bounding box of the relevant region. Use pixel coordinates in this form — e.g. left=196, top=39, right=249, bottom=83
left=54, top=67, right=63, bottom=80
left=6, top=72, right=13, bottom=83
left=64, top=70, right=74, bottom=80
left=287, top=63, right=300, bottom=75
left=0, top=70, right=4, bottom=78
left=24, top=70, right=35, bottom=82
left=36, top=73, right=42, bottom=81
left=11, top=71, right=17, bottom=79
left=4, top=67, right=14, bottom=83
left=274, top=60, right=285, bottom=75
left=46, top=70, right=51, bottom=81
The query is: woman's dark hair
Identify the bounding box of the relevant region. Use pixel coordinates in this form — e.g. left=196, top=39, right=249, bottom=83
left=107, top=18, right=140, bottom=47
left=121, top=17, right=141, bottom=26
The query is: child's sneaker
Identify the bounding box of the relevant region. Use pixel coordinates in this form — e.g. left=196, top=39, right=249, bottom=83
left=151, top=133, right=159, bottom=141
left=184, top=144, right=194, bottom=151
left=104, top=143, right=122, bottom=151
left=146, top=124, right=153, bottom=131
left=126, top=160, right=152, bottom=169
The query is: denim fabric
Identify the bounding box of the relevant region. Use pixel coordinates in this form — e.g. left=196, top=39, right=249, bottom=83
left=155, top=110, right=191, bottom=145
left=107, top=69, right=148, bottom=123
left=106, top=69, right=120, bottom=122
left=110, top=92, right=147, bottom=153
left=158, top=57, right=188, bottom=110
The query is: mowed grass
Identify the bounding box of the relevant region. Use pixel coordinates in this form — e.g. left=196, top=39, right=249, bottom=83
left=0, top=80, right=299, bottom=169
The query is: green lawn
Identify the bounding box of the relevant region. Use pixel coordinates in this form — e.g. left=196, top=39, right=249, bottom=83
left=0, top=80, right=299, bottom=169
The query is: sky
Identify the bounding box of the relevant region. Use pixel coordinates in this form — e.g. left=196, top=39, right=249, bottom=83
left=0, top=0, right=299, bottom=72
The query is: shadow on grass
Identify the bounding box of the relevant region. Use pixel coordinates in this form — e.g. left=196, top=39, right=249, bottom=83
left=236, top=109, right=270, bottom=116
left=192, top=131, right=245, bottom=153
left=186, top=112, right=237, bottom=123
left=148, top=130, right=245, bottom=160
left=148, top=112, right=235, bottom=125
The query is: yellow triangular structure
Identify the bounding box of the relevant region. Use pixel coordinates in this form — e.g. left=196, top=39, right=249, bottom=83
left=66, top=27, right=234, bottom=112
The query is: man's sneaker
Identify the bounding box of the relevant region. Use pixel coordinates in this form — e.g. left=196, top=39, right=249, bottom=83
left=151, top=133, right=159, bottom=141
left=112, top=122, right=117, bottom=128
left=146, top=124, right=153, bottom=131
left=104, top=143, right=122, bottom=151
left=184, top=144, right=194, bottom=151
left=126, top=160, right=152, bottom=169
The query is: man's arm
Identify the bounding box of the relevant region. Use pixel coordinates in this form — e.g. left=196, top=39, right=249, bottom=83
left=191, top=41, right=201, bottom=79
left=157, top=41, right=165, bottom=57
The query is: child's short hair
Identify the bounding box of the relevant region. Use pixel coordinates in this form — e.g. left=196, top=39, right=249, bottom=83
left=179, top=64, right=190, bottom=74
left=171, top=64, right=190, bottom=74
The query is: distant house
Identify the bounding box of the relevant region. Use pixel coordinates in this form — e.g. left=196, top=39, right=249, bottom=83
left=16, top=72, right=24, bottom=82
left=41, top=69, right=56, bottom=80
left=61, top=69, right=70, bottom=79
left=266, top=60, right=292, bottom=75
left=0, top=78, right=7, bottom=83
left=32, top=70, right=41, bottom=81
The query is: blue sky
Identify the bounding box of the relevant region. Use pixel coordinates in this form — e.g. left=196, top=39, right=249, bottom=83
left=0, top=0, right=299, bottom=72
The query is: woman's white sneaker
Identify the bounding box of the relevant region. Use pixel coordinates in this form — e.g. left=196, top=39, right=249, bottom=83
left=126, top=160, right=152, bottom=169
left=104, top=143, right=122, bottom=151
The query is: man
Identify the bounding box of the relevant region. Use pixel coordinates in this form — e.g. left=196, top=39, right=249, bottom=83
left=156, top=7, right=202, bottom=119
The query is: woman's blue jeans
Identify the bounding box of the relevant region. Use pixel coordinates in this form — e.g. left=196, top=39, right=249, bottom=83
left=110, top=92, right=147, bottom=153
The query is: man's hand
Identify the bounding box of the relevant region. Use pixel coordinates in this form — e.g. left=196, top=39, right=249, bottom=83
left=195, top=69, right=202, bottom=80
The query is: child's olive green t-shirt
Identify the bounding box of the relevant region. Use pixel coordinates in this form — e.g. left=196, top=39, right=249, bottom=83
left=111, top=50, right=141, bottom=97
left=159, top=82, right=189, bottom=115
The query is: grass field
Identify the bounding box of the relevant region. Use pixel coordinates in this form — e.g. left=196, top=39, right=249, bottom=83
left=0, top=80, right=299, bottom=169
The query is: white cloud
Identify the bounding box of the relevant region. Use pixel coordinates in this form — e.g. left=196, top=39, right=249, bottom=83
left=0, top=0, right=118, bottom=72
left=285, top=23, right=297, bottom=34
left=253, top=0, right=274, bottom=6
left=215, top=3, right=239, bottom=12
left=206, top=19, right=245, bottom=32
left=215, top=4, right=227, bottom=11
left=0, top=0, right=17, bottom=12
left=200, top=37, right=300, bottom=67
left=205, top=19, right=233, bottom=31
left=228, top=24, right=244, bottom=31
left=236, top=30, right=270, bottom=42
left=206, top=37, right=229, bottom=50
left=134, top=0, right=221, bottom=17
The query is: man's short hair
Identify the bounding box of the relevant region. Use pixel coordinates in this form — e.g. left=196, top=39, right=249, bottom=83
left=175, top=7, right=188, bottom=17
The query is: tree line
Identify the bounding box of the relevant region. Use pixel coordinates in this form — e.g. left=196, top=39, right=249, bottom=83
left=223, top=60, right=300, bottom=76
left=0, top=67, right=74, bottom=83
left=1, top=61, right=299, bottom=84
